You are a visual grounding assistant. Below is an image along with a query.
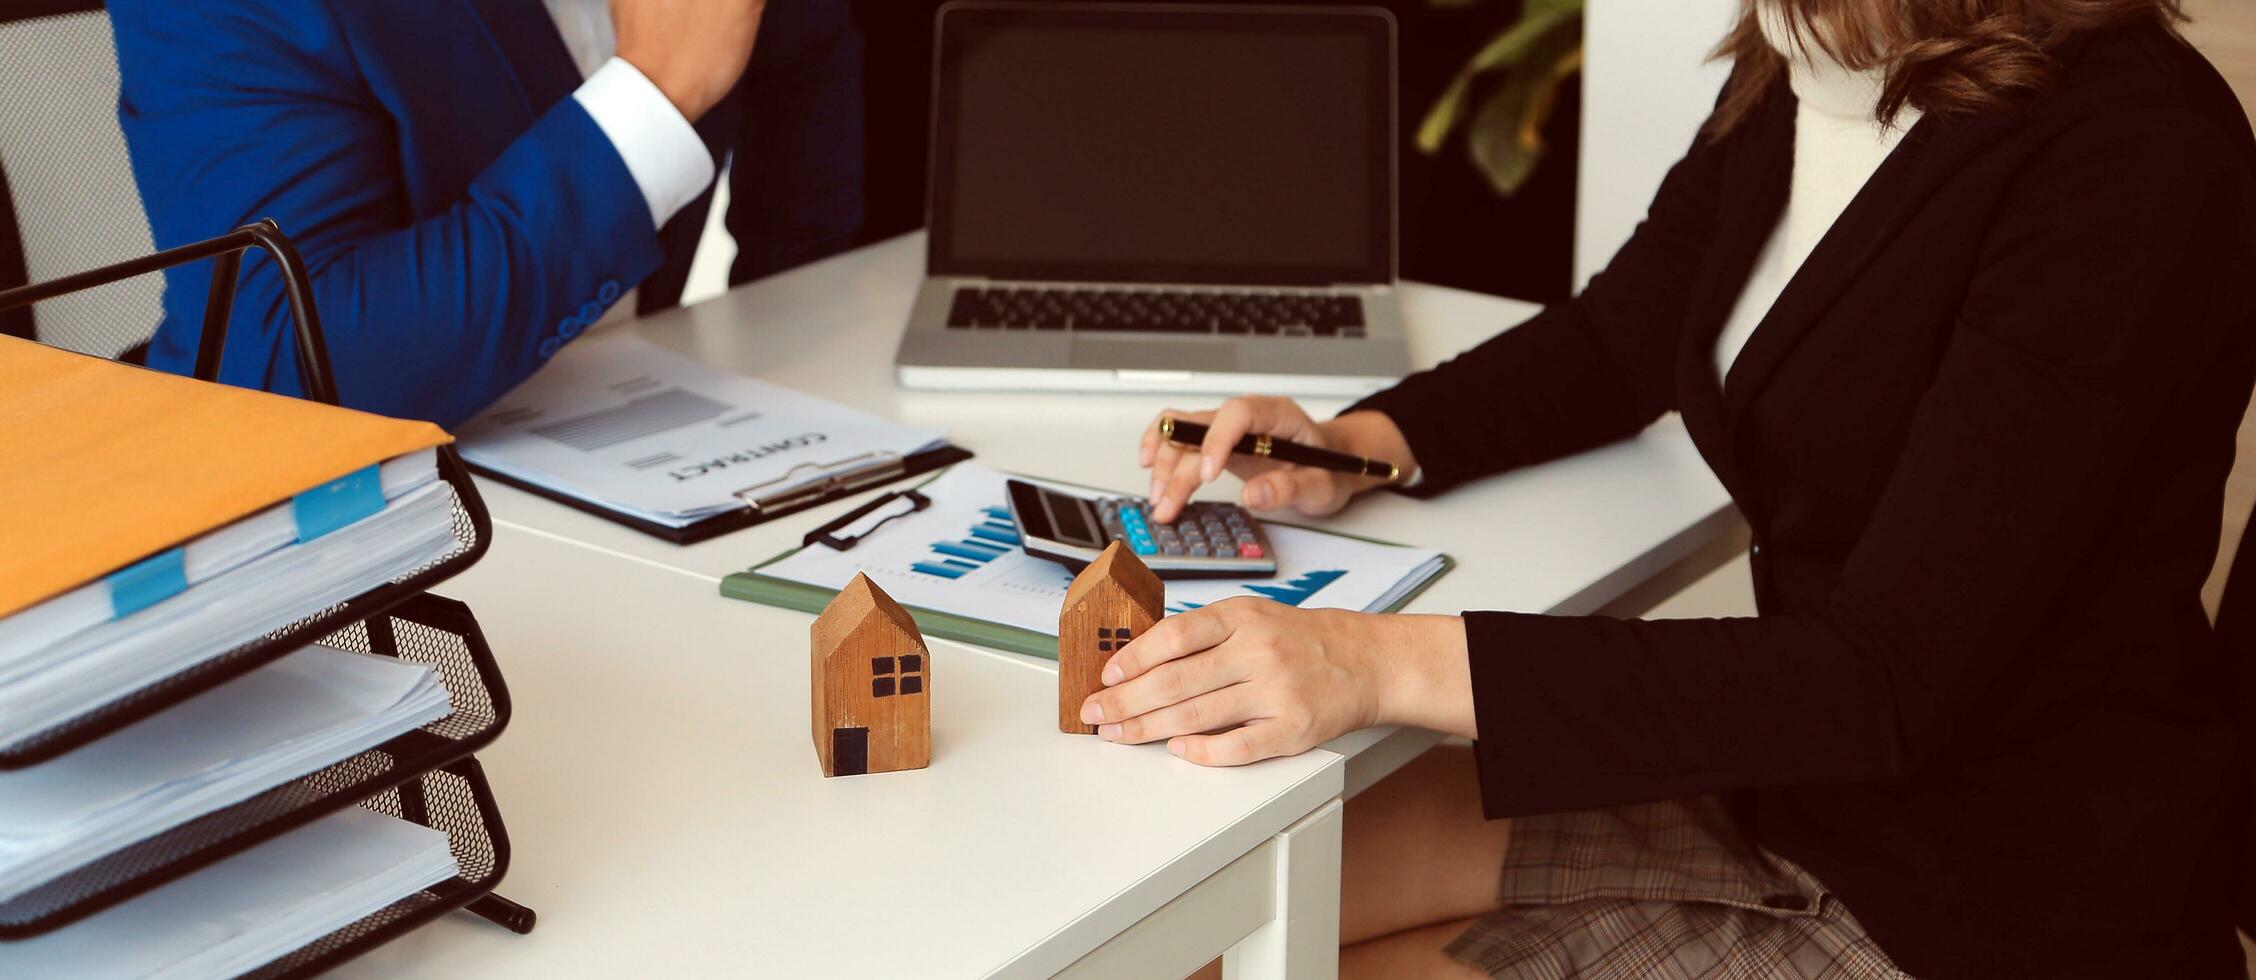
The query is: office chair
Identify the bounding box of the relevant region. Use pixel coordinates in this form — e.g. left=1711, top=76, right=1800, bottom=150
left=0, top=0, right=162, bottom=361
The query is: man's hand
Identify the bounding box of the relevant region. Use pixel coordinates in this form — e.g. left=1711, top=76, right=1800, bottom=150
left=613, top=0, right=766, bottom=122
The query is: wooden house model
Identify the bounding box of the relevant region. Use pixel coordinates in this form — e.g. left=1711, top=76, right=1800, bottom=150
left=1058, top=542, right=1163, bottom=734
left=811, top=573, right=931, bottom=777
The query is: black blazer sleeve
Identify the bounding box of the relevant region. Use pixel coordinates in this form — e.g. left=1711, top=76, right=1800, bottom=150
left=1457, top=108, right=2256, bottom=817
left=1346, top=99, right=1731, bottom=493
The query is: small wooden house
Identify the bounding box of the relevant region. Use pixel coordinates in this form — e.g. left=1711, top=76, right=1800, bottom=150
left=1058, top=542, right=1164, bottom=734
left=811, top=573, right=931, bottom=777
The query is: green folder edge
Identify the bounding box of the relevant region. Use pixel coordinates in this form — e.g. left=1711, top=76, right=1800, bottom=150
left=718, top=467, right=1457, bottom=660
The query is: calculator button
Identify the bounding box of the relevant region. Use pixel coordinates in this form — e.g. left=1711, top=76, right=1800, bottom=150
left=1238, top=542, right=1264, bottom=559
left=1132, top=539, right=1158, bottom=556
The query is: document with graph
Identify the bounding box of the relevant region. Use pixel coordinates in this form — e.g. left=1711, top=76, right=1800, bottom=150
left=456, top=333, right=948, bottom=529
left=722, top=465, right=1452, bottom=659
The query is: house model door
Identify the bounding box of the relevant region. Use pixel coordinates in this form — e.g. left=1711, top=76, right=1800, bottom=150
left=831, top=727, right=870, bottom=776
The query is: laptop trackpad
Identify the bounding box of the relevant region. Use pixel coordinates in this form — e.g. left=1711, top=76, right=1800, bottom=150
left=1070, top=339, right=1238, bottom=373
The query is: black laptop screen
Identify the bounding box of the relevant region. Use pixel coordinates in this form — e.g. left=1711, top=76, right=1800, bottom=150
left=928, top=5, right=1395, bottom=286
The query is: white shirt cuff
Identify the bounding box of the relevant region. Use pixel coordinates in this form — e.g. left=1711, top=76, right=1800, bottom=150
left=573, top=57, right=716, bottom=229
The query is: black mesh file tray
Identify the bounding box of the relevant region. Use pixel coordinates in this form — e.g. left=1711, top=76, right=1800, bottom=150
left=0, top=593, right=511, bottom=938
left=245, top=757, right=523, bottom=979
left=0, top=446, right=494, bottom=770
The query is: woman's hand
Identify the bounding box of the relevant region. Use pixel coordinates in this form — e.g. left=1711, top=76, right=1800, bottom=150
left=1076, top=597, right=1477, bottom=766
left=1139, top=397, right=1418, bottom=524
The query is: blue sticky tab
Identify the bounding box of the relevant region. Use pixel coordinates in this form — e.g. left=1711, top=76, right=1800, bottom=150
left=109, top=548, right=188, bottom=619
left=293, top=464, right=386, bottom=543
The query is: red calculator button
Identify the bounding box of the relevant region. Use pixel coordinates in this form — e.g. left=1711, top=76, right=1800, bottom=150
left=1238, top=543, right=1265, bottom=559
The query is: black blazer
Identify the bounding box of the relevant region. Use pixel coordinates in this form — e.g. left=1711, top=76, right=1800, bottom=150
left=1353, top=23, right=2256, bottom=979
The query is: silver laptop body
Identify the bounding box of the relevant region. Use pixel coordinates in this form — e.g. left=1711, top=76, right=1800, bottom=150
left=896, top=2, right=1411, bottom=396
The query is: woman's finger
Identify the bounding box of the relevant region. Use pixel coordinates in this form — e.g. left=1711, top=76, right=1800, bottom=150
left=1152, top=447, right=1208, bottom=523
left=1085, top=648, right=1237, bottom=727
left=1167, top=722, right=1286, bottom=767
left=1142, top=408, right=1213, bottom=470
left=1099, top=677, right=1258, bottom=744
left=1148, top=438, right=1188, bottom=502
left=1200, top=398, right=1268, bottom=483
left=1241, top=468, right=1299, bottom=511
left=1288, top=466, right=1346, bottom=516
left=1100, top=604, right=1240, bottom=685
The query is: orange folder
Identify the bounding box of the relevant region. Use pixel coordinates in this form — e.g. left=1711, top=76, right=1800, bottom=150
left=0, top=336, right=451, bottom=618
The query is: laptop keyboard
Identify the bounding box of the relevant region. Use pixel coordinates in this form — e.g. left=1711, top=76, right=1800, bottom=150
left=944, top=286, right=1367, bottom=337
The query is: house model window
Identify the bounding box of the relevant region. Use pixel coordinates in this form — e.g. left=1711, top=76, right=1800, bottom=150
left=1097, top=627, right=1133, bottom=653
left=872, top=654, right=925, bottom=698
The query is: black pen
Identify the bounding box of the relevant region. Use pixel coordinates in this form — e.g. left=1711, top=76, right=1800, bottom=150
left=1159, top=417, right=1402, bottom=483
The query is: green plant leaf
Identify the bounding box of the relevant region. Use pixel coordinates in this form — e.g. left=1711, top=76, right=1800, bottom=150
left=1465, top=31, right=1585, bottom=196
left=1416, top=1, right=1585, bottom=154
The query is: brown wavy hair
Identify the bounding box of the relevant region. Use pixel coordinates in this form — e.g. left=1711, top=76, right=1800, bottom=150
left=1709, top=0, right=2186, bottom=135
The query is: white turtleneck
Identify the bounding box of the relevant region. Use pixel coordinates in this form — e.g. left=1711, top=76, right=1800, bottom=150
left=1713, top=8, right=1923, bottom=383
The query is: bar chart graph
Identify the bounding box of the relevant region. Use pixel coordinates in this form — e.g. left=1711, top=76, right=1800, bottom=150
left=760, top=466, right=1443, bottom=639
left=1167, top=569, right=1345, bottom=616
left=909, top=507, right=1020, bottom=580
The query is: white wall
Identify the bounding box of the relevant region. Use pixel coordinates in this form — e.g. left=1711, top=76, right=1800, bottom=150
left=1573, top=0, right=1740, bottom=290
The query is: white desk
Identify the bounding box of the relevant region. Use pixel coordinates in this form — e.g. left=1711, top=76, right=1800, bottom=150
left=334, top=524, right=1342, bottom=979
left=354, top=232, right=1739, bottom=977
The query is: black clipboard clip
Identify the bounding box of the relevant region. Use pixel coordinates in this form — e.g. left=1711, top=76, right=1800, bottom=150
left=803, top=488, right=931, bottom=551
left=736, top=451, right=909, bottom=516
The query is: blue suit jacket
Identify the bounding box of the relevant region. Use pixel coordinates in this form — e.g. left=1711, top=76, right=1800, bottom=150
left=108, top=0, right=864, bottom=427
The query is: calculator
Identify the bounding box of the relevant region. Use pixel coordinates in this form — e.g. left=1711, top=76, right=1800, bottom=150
left=1005, top=479, right=1278, bottom=579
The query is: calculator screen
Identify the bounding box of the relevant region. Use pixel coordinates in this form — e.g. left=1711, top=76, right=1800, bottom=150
left=1039, top=488, right=1103, bottom=546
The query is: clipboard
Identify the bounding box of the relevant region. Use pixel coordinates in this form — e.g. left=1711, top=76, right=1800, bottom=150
left=719, top=467, right=1456, bottom=659
left=467, top=443, right=974, bottom=545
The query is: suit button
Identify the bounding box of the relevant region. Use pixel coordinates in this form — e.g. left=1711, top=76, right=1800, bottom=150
left=578, top=301, right=602, bottom=323
left=598, top=280, right=621, bottom=304
left=559, top=316, right=586, bottom=340
left=538, top=336, right=561, bottom=358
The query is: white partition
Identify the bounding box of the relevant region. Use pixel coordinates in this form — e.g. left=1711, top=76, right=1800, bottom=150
left=1573, top=0, right=1740, bottom=291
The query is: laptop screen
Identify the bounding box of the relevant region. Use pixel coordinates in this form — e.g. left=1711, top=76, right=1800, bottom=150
left=928, top=5, right=1395, bottom=287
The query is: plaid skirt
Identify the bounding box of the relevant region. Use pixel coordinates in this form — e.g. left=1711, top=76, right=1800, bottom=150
left=1445, top=797, right=1909, bottom=980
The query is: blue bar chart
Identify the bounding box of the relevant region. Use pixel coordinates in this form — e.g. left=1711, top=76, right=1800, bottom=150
left=1167, top=569, right=1345, bottom=616
left=910, top=507, right=1021, bottom=580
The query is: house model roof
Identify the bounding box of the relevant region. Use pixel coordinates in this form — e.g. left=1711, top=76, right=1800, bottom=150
left=814, top=572, right=923, bottom=659
left=1063, top=541, right=1164, bottom=613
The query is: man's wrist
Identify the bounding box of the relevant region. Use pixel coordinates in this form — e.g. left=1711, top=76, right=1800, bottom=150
left=616, top=49, right=709, bottom=121
left=573, top=58, right=716, bottom=230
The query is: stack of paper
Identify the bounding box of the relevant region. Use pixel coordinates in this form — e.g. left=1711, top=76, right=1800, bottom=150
left=0, top=451, right=455, bottom=747
left=458, top=333, right=947, bottom=528
left=0, top=807, right=459, bottom=979
left=0, top=335, right=456, bottom=750
left=0, top=643, right=452, bottom=905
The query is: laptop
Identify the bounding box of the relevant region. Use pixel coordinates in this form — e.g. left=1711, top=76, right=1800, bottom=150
left=895, top=2, right=1411, bottom=396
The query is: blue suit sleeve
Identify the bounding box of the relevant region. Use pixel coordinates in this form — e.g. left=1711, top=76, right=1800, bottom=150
left=109, top=0, right=663, bottom=428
